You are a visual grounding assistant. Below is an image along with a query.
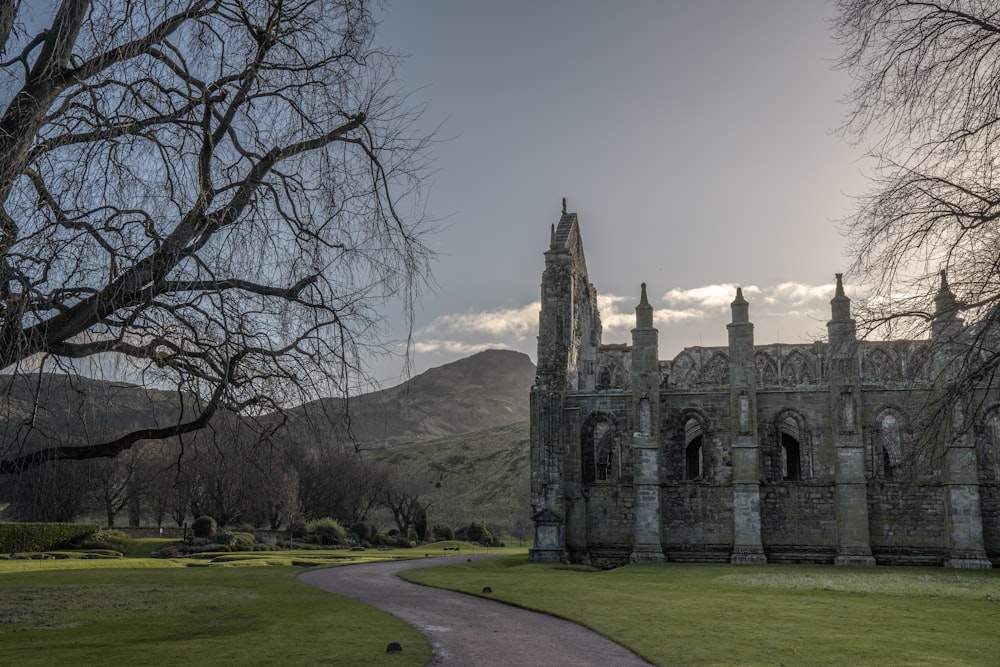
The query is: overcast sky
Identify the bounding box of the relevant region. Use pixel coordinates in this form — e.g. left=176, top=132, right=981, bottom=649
left=371, top=0, right=870, bottom=382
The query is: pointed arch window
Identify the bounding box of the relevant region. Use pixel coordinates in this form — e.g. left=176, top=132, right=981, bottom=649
left=872, top=409, right=904, bottom=479
left=582, top=413, right=620, bottom=483
left=776, top=413, right=806, bottom=482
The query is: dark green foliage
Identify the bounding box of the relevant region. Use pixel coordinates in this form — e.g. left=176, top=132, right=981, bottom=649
left=71, top=529, right=131, bottom=553
left=350, top=522, right=374, bottom=542
left=0, top=522, right=99, bottom=552
left=214, top=531, right=256, bottom=551
left=456, top=521, right=500, bottom=546
left=152, top=529, right=259, bottom=557
left=191, top=515, right=217, bottom=539
left=432, top=524, right=453, bottom=540
left=305, top=517, right=346, bottom=545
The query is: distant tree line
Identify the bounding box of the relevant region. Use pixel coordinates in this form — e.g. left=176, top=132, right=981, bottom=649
left=0, top=420, right=429, bottom=538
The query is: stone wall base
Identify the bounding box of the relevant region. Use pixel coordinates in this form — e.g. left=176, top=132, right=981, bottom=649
left=629, top=546, right=666, bottom=564
left=730, top=546, right=767, bottom=565
left=945, top=550, right=992, bottom=569
left=835, top=554, right=876, bottom=567
left=529, top=548, right=564, bottom=563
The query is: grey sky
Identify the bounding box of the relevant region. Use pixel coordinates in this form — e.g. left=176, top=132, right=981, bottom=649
left=373, top=1, right=868, bottom=381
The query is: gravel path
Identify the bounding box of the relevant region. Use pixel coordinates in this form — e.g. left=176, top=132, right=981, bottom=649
left=299, top=555, right=653, bottom=666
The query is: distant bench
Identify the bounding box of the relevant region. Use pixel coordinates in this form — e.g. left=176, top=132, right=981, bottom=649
left=443, top=546, right=460, bottom=552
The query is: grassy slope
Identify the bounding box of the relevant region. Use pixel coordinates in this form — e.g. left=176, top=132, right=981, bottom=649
left=368, top=421, right=530, bottom=530
left=404, top=556, right=1000, bottom=667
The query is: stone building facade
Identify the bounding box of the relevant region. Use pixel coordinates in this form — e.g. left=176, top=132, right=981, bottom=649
left=530, top=208, right=997, bottom=568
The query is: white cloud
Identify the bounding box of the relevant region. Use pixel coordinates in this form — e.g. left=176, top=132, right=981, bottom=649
left=762, top=281, right=833, bottom=307
left=661, top=283, right=755, bottom=311
left=418, top=302, right=540, bottom=340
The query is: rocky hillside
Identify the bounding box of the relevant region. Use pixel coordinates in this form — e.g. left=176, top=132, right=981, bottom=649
left=276, top=349, right=535, bottom=449
left=0, top=373, right=192, bottom=451
left=1, top=349, right=535, bottom=454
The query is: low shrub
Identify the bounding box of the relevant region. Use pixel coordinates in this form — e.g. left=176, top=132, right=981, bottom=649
left=456, top=522, right=501, bottom=547
left=431, top=524, right=453, bottom=541
left=72, top=528, right=131, bottom=553
left=214, top=531, right=257, bottom=551
left=350, top=522, right=375, bottom=542
left=306, top=517, right=346, bottom=545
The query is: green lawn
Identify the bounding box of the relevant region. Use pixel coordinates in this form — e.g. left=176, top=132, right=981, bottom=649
left=0, top=557, right=426, bottom=666
left=0, top=540, right=525, bottom=666
left=402, top=556, right=1000, bottom=666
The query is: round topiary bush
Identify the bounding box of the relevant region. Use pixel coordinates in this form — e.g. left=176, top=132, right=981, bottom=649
left=191, top=515, right=218, bottom=539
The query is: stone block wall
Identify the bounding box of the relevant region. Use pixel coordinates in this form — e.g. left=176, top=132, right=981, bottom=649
left=661, top=483, right=733, bottom=561
left=760, top=483, right=838, bottom=562
left=867, top=481, right=945, bottom=564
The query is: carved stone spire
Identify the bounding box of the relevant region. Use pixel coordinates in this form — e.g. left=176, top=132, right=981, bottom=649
left=635, top=282, right=653, bottom=329
left=828, top=273, right=857, bottom=348
left=731, top=286, right=749, bottom=324
left=934, top=269, right=959, bottom=317
left=830, top=273, right=851, bottom=322
left=932, top=269, right=963, bottom=338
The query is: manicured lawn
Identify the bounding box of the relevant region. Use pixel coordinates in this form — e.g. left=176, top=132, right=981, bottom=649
left=402, top=556, right=1000, bottom=666
left=0, top=540, right=525, bottom=666
left=0, top=557, right=431, bottom=666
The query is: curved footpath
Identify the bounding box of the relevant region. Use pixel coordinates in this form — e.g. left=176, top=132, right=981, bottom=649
left=299, top=555, right=653, bottom=666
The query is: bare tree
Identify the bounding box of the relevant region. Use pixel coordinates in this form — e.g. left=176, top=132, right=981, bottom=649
left=87, top=446, right=143, bottom=527
left=835, top=1, right=1000, bottom=428
left=0, top=0, right=431, bottom=473
left=379, top=471, right=427, bottom=539
left=295, top=443, right=382, bottom=523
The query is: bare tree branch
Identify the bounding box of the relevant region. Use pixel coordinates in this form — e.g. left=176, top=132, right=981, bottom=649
left=0, top=0, right=433, bottom=470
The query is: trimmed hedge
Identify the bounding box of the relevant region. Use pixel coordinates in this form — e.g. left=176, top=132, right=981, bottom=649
left=0, top=522, right=99, bottom=552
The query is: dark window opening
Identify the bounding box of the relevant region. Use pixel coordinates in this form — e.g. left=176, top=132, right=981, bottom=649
left=781, top=432, right=801, bottom=481
left=882, top=447, right=894, bottom=480
left=686, top=435, right=703, bottom=480
left=596, top=430, right=615, bottom=481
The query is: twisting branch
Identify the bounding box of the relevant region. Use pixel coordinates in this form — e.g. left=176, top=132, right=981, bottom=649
left=0, top=0, right=433, bottom=471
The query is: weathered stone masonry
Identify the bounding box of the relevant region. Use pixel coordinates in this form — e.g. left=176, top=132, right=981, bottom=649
left=530, top=209, right=997, bottom=568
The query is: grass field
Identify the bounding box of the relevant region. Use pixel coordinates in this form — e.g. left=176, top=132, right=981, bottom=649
left=0, top=541, right=521, bottom=666
left=402, top=556, right=1000, bottom=666
left=6, top=540, right=998, bottom=666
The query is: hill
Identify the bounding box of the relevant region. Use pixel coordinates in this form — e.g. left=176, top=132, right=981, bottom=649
left=368, top=420, right=531, bottom=535
left=277, top=349, right=536, bottom=449
left=0, top=373, right=193, bottom=453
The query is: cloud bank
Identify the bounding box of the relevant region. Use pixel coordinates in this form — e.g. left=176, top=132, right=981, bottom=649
left=413, top=281, right=838, bottom=368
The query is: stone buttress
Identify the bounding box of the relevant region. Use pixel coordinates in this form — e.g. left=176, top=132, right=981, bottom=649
left=933, top=272, right=991, bottom=569
left=727, top=288, right=767, bottom=563
left=630, top=284, right=666, bottom=563
left=828, top=274, right=876, bottom=566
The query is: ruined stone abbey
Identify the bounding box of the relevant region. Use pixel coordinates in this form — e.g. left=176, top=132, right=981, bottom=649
left=529, top=208, right=997, bottom=568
